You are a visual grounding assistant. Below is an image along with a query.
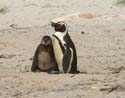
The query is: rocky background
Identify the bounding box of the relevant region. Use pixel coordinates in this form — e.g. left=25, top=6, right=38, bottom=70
left=0, top=0, right=125, bottom=98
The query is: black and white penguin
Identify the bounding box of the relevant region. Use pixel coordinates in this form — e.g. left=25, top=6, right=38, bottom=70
left=51, top=21, right=79, bottom=73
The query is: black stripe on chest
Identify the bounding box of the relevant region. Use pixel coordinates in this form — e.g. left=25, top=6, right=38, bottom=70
left=53, top=34, right=65, bottom=54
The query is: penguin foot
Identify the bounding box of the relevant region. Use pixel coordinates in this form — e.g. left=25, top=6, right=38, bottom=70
left=47, top=70, right=60, bottom=74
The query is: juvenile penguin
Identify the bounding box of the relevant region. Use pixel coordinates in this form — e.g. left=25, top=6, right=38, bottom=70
left=51, top=21, right=79, bottom=73
left=31, top=35, right=59, bottom=74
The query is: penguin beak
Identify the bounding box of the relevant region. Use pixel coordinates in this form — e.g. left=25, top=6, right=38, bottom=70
left=51, top=22, right=55, bottom=27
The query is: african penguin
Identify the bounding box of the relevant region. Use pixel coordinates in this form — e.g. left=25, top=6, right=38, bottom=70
left=31, top=35, right=59, bottom=74
left=51, top=21, right=79, bottom=73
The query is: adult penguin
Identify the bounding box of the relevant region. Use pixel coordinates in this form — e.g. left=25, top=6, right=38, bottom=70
left=51, top=21, right=79, bottom=73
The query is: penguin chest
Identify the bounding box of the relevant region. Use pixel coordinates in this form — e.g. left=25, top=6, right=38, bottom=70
left=52, top=37, right=64, bottom=72
left=38, top=52, right=52, bottom=70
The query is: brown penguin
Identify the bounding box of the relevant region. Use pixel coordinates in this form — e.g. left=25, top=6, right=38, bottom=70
left=31, top=35, right=59, bottom=74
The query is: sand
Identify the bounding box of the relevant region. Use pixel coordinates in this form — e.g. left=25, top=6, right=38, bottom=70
left=0, top=0, right=125, bottom=98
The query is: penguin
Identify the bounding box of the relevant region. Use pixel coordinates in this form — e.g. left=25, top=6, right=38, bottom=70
left=51, top=21, right=79, bottom=73
left=31, top=35, right=59, bottom=74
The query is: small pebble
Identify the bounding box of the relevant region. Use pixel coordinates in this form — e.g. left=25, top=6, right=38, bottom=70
left=81, top=31, right=85, bottom=34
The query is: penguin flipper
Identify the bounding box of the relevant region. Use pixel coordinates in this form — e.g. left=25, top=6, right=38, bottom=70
left=31, top=45, right=40, bottom=72
left=62, top=47, right=71, bottom=73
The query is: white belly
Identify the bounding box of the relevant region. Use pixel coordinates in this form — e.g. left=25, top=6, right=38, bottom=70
left=52, top=37, right=64, bottom=73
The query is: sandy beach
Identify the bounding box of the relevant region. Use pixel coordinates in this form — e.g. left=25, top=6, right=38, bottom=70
left=0, top=0, right=125, bottom=98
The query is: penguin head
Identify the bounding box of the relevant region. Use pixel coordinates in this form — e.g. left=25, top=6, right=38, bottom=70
left=41, top=35, right=52, bottom=46
left=51, top=21, right=67, bottom=33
